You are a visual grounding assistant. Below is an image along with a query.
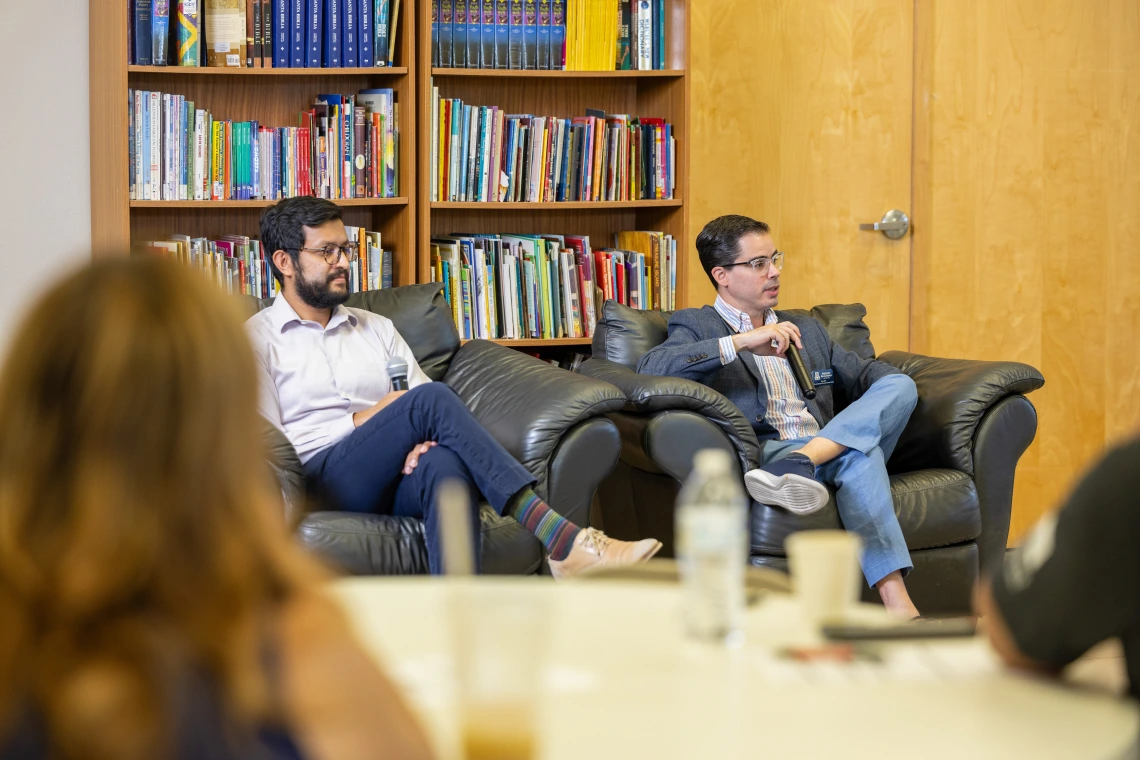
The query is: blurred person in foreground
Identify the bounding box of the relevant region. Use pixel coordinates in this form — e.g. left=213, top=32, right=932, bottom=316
left=0, top=259, right=434, bottom=759
left=976, top=438, right=1140, bottom=697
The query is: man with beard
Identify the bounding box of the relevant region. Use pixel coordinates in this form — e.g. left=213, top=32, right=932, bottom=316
left=637, top=214, right=921, bottom=617
left=247, top=197, right=660, bottom=577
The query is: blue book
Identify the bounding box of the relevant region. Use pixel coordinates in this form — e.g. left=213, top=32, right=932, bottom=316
left=522, top=0, right=536, bottom=69
left=493, top=0, right=509, bottom=69
left=550, top=0, right=564, bottom=69
left=181, top=99, right=189, bottom=198
left=507, top=0, right=523, bottom=69
left=290, top=0, right=305, bottom=66
left=324, top=0, right=341, bottom=66
left=536, top=0, right=550, bottom=70
left=307, top=0, right=322, bottom=67
left=151, top=0, right=170, bottom=65
left=134, top=0, right=152, bottom=65
left=480, top=0, right=494, bottom=67
left=274, top=0, right=289, bottom=66
left=252, top=120, right=260, bottom=198
left=376, top=0, right=391, bottom=66
left=467, top=0, right=480, bottom=68
left=439, top=0, right=452, bottom=67
left=341, top=0, right=357, bottom=66
left=358, top=0, right=372, bottom=66
left=452, top=0, right=466, bottom=67
left=430, top=0, right=438, bottom=66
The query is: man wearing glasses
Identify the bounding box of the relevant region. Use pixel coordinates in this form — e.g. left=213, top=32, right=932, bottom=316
left=638, top=214, right=921, bottom=618
left=247, top=197, right=661, bottom=577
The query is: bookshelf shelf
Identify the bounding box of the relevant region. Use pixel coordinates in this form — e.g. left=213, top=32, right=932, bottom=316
left=91, top=0, right=418, bottom=285
left=127, top=66, right=409, bottom=77
left=431, top=199, right=682, bottom=211
left=130, top=198, right=410, bottom=209
left=430, top=68, right=684, bottom=79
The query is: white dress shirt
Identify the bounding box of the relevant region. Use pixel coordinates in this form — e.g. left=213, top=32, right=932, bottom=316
left=246, top=296, right=431, bottom=463
left=713, top=295, right=820, bottom=441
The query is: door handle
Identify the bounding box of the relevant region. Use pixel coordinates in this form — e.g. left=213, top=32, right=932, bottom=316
left=859, top=210, right=910, bottom=240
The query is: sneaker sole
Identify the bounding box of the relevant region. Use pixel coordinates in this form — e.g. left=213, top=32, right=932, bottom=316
left=744, top=471, right=829, bottom=515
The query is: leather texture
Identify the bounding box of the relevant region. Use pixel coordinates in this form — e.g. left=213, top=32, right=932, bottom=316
left=593, top=301, right=1041, bottom=615
left=245, top=287, right=622, bottom=576
left=878, top=351, right=1045, bottom=476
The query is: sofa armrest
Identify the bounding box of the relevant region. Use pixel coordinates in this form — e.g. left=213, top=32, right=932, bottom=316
left=580, top=357, right=764, bottom=471
left=442, top=340, right=626, bottom=496
left=879, top=351, right=1044, bottom=476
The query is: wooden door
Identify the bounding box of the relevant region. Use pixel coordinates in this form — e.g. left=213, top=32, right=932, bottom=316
left=690, top=0, right=915, bottom=352
left=913, top=0, right=1140, bottom=540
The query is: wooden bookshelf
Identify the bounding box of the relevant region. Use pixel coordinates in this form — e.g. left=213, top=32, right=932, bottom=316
left=90, top=0, right=418, bottom=286
left=415, top=0, right=690, bottom=352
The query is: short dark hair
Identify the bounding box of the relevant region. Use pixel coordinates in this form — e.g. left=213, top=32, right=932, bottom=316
left=695, top=215, right=771, bottom=288
left=259, top=197, right=344, bottom=284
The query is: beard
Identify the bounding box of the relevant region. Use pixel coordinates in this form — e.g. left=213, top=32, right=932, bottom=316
left=295, top=266, right=350, bottom=310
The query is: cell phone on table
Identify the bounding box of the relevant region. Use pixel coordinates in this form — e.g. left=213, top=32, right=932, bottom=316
left=822, top=617, right=978, bottom=641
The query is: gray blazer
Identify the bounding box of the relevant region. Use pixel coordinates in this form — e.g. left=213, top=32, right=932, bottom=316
left=636, top=305, right=901, bottom=443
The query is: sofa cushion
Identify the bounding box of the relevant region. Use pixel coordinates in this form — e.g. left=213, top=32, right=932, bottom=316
left=749, top=468, right=981, bottom=555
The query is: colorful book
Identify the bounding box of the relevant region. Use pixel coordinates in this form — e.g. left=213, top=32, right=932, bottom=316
left=176, top=0, right=199, bottom=65
left=452, top=0, right=467, bottom=67
left=536, top=0, right=550, bottom=70
left=507, top=0, right=523, bottom=68
left=466, top=0, right=480, bottom=67
left=439, top=0, right=453, bottom=66
left=151, top=0, right=171, bottom=65
left=376, top=0, right=391, bottom=66
left=480, top=0, right=495, bottom=68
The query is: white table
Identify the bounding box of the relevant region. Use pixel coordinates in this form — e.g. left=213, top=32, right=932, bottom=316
left=330, top=577, right=1139, bottom=760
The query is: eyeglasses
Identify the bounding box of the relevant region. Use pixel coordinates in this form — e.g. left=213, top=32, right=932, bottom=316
left=720, top=251, right=785, bottom=275
left=292, top=242, right=360, bottom=265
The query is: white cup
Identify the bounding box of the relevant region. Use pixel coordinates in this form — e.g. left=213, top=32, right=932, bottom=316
left=784, top=530, right=863, bottom=627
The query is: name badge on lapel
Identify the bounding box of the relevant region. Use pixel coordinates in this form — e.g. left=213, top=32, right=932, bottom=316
left=812, top=369, right=835, bottom=386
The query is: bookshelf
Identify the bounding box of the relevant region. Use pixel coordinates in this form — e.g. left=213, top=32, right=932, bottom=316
left=414, top=0, right=690, bottom=350
left=89, top=0, right=418, bottom=287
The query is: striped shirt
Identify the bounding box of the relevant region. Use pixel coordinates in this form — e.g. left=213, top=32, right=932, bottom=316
left=713, top=296, right=820, bottom=441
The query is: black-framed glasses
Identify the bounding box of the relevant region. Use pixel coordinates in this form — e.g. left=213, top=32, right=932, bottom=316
left=292, top=242, right=360, bottom=265
left=720, top=250, right=785, bottom=275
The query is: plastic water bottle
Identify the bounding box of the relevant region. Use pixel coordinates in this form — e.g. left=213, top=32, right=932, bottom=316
left=676, top=448, right=749, bottom=647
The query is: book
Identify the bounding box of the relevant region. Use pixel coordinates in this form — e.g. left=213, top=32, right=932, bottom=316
left=466, top=0, right=480, bottom=68
left=452, top=0, right=467, bottom=67
left=274, top=0, right=289, bottom=65
left=439, top=0, right=453, bottom=66
left=324, top=0, right=341, bottom=65
left=260, top=0, right=272, bottom=65
left=385, top=0, right=399, bottom=64
left=522, top=0, right=537, bottom=69
left=206, top=0, right=247, bottom=66
left=306, top=0, right=322, bottom=66
left=537, top=0, right=550, bottom=70
left=288, top=0, right=304, bottom=65
left=550, top=0, right=564, bottom=67
left=494, top=0, right=509, bottom=69
left=375, top=0, right=391, bottom=66
left=134, top=0, right=153, bottom=64
left=507, top=0, right=523, bottom=68
left=176, top=0, right=200, bottom=65
left=246, top=0, right=256, bottom=65
left=342, top=0, right=357, bottom=66
left=152, top=0, right=171, bottom=65
left=480, top=0, right=495, bottom=68
left=616, top=0, right=630, bottom=69
left=358, top=0, right=372, bottom=66
left=430, top=0, right=439, bottom=65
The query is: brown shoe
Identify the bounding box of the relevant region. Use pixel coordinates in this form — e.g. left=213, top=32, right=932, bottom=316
left=548, top=528, right=663, bottom=580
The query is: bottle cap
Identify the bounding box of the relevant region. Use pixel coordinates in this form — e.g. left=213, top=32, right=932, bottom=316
left=693, top=448, right=733, bottom=474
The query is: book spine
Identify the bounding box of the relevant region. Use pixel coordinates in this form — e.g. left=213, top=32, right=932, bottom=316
left=342, top=0, right=357, bottom=66
left=181, top=98, right=190, bottom=199
left=452, top=0, right=467, bottom=67
left=522, top=0, right=536, bottom=69
left=537, top=0, right=550, bottom=70
left=151, top=0, right=170, bottom=65
left=353, top=107, right=366, bottom=196
left=376, top=0, right=391, bottom=67
left=439, top=0, right=453, bottom=66
left=507, top=0, right=523, bottom=69
left=493, top=0, right=509, bottom=69
left=430, top=0, right=438, bottom=65
left=635, top=0, right=650, bottom=70
left=252, top=0, right=264, bottom=65
left=134, top=0, right=153, bottom=64
left=176, top=0, right=200, bottom=65
left=358, top=0, right=372, bottom=66
left=290, top=0, right=304, bottom=66
left=480, top=0, right=495, bottom=68
left=655, top=0, right=663, bottom=69
left=466, top=0, right=480, bottom=67
left=551, top=0, right=564, bottom=69
left=246, top=0, right=256, bottom=66
left=193, top=110, right=205, bottom=199
left=274, top=0, right=289, bottom=65
left=324, top=0, right=339, bottom=65
left=305, top=0, right=321, bottom=66
left=252, top=120, right=260, bottom=197
left=616, top=0, right=630, bottom=69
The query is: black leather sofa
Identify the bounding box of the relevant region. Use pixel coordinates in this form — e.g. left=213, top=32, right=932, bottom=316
left=247, top=284, right=627, bottom=575
left=580, top=301, right=1045, bottom=615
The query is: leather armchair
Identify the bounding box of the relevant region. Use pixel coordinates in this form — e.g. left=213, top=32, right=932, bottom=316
left=580, top=301, right=1044, bottom=615
left=246, top=284, right=627, bottom=575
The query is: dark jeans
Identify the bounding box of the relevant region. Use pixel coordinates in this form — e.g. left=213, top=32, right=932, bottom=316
left=303, top=383, right=535, bottom=574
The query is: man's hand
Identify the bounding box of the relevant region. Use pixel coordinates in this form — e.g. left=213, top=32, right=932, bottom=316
left=352, top=390, right=408, bottom=428
left=732, top=321, right=803, bottom=357
left=403, top=441, right=438, bottom=475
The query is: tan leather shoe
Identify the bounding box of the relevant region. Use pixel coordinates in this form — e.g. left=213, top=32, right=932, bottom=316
left=548, top=528, right=663, bottom=581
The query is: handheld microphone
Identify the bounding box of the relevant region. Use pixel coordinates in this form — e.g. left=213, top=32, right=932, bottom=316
left=785, top=344, right=816, bottom=400
left=387, top=356, right=410, bottom=391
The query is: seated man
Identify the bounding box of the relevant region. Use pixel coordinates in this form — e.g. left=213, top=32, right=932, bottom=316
left=247, top=197, right=660, bottom=578
left=976, top=438, right=1140, bottom=697
left=638, top=214, right=920, bottom=617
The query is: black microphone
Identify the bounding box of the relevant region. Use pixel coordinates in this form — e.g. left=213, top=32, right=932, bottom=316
left=387, top=356, right=410, bottom=391
left=785, top=343, right=816, bottom=400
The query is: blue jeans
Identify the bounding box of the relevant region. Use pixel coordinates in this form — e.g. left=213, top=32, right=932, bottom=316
left=761, top=374, right=918, bottom=587
left=303, top=383, right=536, bottom=575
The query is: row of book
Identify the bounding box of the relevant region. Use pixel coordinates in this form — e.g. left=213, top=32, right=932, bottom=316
left=430, top=0, right=667, bottom=70
left=129, top=0, right=401, bottom=68
left=138, top=224, right=393, bottom=297
left=430, top=91, right=675, bottom=203
left=429, top=230, right=676, bottom=340
left=129, top=89, right=399, bottom=201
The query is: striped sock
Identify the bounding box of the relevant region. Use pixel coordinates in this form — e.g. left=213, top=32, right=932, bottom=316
left=506, top=488, right=582, bottom=561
